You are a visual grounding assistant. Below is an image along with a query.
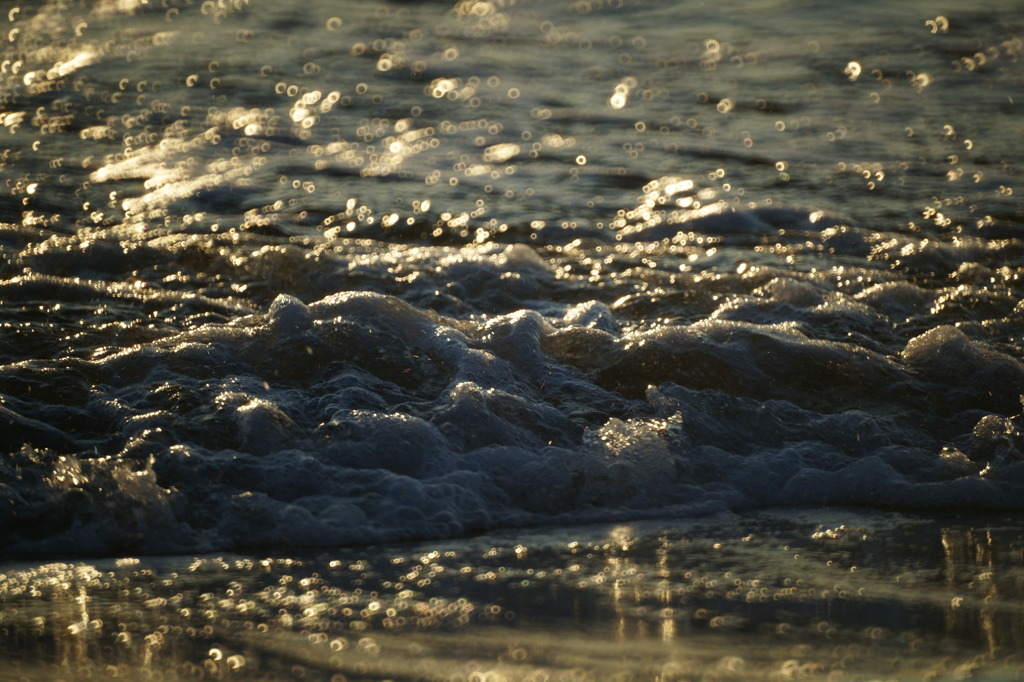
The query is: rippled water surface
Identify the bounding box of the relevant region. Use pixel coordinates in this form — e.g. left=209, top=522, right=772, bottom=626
left=0, top=0, right=1022, bottom=558
left=4, top=511, right=1024, bottom=681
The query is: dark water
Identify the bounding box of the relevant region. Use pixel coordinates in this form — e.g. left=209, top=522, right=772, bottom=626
left=0, top=0, right=1023, bottom=556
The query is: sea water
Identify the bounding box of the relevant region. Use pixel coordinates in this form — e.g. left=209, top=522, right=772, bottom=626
left=1, top=0, right=1022, bottom=556
left=0, top=0, right=1022, bottom=677
left=3, top=511, right=1024, bottom=680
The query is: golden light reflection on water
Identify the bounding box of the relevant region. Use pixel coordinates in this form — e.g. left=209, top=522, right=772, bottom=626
left=4, top=514, right=1024, bottom=680
left=0, top=0, right=1017, bottom=250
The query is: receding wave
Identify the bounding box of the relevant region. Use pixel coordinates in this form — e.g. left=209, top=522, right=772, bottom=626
left=3, top=211, right=1023, bottom=556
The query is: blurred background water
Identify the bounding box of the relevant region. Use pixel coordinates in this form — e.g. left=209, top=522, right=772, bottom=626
left=0, top=0, right=1022, bottom=556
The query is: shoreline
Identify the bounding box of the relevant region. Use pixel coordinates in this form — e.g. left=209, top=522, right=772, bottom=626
left=2, top=508, right=1023, bottom=680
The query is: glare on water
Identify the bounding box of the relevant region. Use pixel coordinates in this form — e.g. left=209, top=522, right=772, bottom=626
left=3, top=513, right=1024, bottom=681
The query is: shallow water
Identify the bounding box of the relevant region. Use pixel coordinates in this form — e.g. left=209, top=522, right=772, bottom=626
left=0, top=0, right=1023, bottom=557
left=3, top=510, right=1024, bottom=681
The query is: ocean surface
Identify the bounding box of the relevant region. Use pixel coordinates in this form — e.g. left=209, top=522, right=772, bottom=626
left=0, top=0, right=1022, bottom=558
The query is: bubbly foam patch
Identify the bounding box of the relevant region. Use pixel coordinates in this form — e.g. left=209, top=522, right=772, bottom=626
left=2, top=275, right=1022, bottom=555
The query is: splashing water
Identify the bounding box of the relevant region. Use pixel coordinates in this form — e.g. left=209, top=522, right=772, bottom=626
left=0, top=0, right=1021, bottom=558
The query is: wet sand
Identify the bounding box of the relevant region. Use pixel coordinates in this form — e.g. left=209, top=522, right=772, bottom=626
left=2, top=509, right=1023, bottom=681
